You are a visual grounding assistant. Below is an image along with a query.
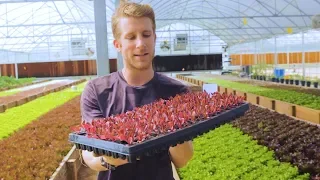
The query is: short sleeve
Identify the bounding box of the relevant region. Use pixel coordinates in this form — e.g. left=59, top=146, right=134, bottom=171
left=80, top=81, right=104, bottom=123
left=180, top=85, right=191, bottom=94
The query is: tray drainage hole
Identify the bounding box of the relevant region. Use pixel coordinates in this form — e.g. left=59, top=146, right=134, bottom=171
left=119, top=154, right=126, bottom=160
left=93, top=148, right=99, bottom=154
left=80, top=144, right=85, bottom=150
left=76, top=144, right=81, bottom=149
left=107, top=151, right=112, bottom=157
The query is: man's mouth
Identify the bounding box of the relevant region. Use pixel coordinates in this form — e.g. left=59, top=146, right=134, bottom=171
left=134, top=53, right=149, bottom=56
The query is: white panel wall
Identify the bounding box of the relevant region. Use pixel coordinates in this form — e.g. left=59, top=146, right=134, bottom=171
left=0, top=23, right=226, bottom=64
left=0, top=50, right=28, bottom=64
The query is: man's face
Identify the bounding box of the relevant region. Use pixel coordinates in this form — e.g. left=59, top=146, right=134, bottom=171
left=114, top=17, right=156, bottom=71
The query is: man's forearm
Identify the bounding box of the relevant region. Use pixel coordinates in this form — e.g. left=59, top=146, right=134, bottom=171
left=169, top=141, right=194, bottom=168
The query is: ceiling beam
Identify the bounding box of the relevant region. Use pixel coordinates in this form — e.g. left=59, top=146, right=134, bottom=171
left=0, top=21, right=93, bottom=28
left=0, top=13, right=314, bottom=28
left=0, top=32, right=274, bottom=39
left=0, top=21, right=310, bottom=29
left=156, top=14, right=314, bottom=21
left=0, top=0, right=70, bottom=3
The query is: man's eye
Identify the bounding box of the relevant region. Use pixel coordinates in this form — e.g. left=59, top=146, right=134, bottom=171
left=126, top=36, right=135, bottom=40
left=143, top=34, right=151, bottom=37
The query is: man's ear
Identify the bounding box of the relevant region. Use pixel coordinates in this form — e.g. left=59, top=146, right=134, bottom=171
left=113, top=39, right=121, bottom=52
left=154, top=33, right=157, bottom=42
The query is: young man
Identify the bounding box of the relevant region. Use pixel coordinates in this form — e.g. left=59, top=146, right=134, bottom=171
left=80, top=1, right=193, bottom=180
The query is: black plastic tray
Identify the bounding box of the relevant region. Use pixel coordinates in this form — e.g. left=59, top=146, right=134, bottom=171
left=69, top=103, right=249, bottom=162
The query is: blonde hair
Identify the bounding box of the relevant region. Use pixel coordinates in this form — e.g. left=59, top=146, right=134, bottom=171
left=111, top=0, right=156, bottom=39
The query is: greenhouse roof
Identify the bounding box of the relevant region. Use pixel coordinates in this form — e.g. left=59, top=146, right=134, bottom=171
left=0, top=0, right=319, bottom=53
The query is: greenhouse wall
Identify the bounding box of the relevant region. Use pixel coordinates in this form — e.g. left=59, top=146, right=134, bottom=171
left=0, top=23, right=225, bottom=64
left=229, top=30, right=320, bottom=65
left=0, top=50, right=29, bottom=64
left=0, top=59, right=118, bottom=78
left=230, top=51, right=320, bottom=65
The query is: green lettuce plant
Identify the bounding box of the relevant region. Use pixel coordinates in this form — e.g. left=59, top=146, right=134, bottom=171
left=0, top=82, right=87, bottom=139
left=178, top=124, right=309, bottom=180
left=194, top=77, right=320, bottom=110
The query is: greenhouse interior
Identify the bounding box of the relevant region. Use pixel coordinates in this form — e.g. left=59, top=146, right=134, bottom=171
left=0, top=0, right=320, bottom=179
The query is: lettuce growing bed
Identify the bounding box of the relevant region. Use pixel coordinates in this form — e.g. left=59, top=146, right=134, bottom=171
left=192, top=76, right=320, bottom=110
left=0, top=76, right=35, bottom=90
left=0, top=82, right=87, bottom=180
left=0, top=82, right=87, bottom=139
left=178, top=124, right=310, bottom=180
left=233, top=105, right=320, bottom=179
left=69, top=92, right=249, bottom=162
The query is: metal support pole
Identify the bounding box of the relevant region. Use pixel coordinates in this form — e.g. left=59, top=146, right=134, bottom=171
left=189, top=24, right=191, bottom=54
left=254, top=41, right=257, bottom=65
left=48, top=7, right=51, bottom=61
left=302, top=31, right=305, bottom=79
left=67, top=29, right=70, bottom=60
left=169, top=26, right=172, bottom=55
left=94, top=0, right=110, bottom=76
left=209, top=34, right=210, bottom=53
left=15, top=63, right=18, bottom=79
left=274, top=37, right=278, bottom=67
left=287, top=41, right=289, bottom=65
left=260, top=39, right=263, bottom=65
left=115, top=0, right=123, bottom=71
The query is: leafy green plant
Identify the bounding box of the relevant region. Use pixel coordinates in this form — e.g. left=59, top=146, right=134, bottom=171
left=233, top=105, right=320, bottom=178
left=251, top=66, right=258, bottom=76
left=0, top=89, right=85, bottom=180
left=178, top=124, right=309, bottom=180
left=251, top=63, right=273, bottom=77
left=0, top=90, right=20, bottom=97
left=0, top=82, right=87, bottom=139
left=193, top=76, right=320, bottom=110
left=284, top=74, right=293, bottom=80
left=310, top=77, right=320, bottom=83
left=0, top=76, right=35, bottom=90
left=292, top=74, right=303, bottom=80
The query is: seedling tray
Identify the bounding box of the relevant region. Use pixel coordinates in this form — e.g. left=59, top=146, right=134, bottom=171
left=69, top=103, right=249, bottom=163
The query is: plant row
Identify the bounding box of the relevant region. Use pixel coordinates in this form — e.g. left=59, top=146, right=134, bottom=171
left=232, top=105, right=320, bottom=179
left=0, top=95, right=83, bottom=180
left=0, top=76, right=35, bottom=91
left=0, top=82, right=87, bottom=140
left=178, top=124, right=309, bottom=180
left=251, top=75, right=319, bottom=88
left=193, top=76, right=320, bottom=110
left=235, top=80, right=320, bottom=97
left=0, top=79, right=53, bottom=97
left=73, top=92, right=244, bottom=145
left=0, top=89, right=20, bottom=97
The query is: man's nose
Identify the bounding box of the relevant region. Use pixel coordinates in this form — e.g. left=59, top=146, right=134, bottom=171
left=136, top=38, right=146, bottom=49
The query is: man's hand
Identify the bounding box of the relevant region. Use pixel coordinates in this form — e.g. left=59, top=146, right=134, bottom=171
left=82, top=150, right=130, bottom=171
left=93, top=152, right=129, bottom=167
left=169, top=141, right=194, bottom=168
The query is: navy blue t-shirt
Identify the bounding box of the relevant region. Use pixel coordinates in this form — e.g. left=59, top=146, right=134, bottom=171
left=80, top=71, right=190, bottom=180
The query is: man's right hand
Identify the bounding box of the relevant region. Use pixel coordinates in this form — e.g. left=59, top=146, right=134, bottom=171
left=82, top=150, right=130, bottom=172
left=93, top=152, right=129, bottom=167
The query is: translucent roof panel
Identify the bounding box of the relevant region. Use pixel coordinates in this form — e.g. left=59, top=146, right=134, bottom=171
left=0, top=0, right=319, bottom=54
left=229, top=29, right=320, bottom=55
left=150, top=0, right=319, bottom=45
